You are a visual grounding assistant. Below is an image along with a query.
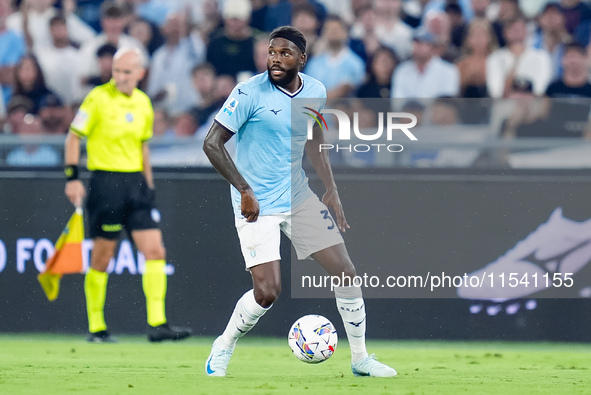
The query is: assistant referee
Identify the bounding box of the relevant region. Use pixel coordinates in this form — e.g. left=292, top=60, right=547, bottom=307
left=64, top=48, right=191, bottom=343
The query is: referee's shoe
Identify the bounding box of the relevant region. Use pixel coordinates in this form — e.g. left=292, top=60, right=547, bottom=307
left=147, top=323, right=192, bottom=342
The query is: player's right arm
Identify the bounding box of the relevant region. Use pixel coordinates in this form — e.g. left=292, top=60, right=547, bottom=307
left=64, top=131, right=86, bottom=208
left=203, top=122, right=259, bottom=222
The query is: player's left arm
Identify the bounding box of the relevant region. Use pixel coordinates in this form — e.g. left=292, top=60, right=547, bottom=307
left=305, top=125, right=350, bottom=233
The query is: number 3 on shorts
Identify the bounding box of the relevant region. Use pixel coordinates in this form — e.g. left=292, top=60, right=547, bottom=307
left=320, top=210, right=335, bottom=230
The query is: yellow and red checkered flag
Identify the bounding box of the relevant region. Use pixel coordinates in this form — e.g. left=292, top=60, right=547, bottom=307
left=38, top=208, right=84, bottom=301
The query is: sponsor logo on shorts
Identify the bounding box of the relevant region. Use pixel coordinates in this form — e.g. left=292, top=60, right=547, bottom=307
left=151, top=209, right=161, bottom=223
left=102, top=224, right=122, bottom=232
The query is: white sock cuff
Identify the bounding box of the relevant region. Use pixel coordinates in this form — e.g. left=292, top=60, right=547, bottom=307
left=334, top=285, right=363, bottom=299
left=242, top=289, right=270, bottom=317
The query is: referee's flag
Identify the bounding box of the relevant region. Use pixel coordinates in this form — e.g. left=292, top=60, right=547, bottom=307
left=38, top=208, right=84, bottom=301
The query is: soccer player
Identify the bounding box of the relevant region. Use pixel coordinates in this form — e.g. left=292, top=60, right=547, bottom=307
left=203, top=26, right=397, bottom=377
left=64, top=48, right=192, bottom=343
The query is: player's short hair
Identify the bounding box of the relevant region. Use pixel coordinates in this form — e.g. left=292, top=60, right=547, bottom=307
left=503, top=14, right=526, bottom=30
left=49, top=13, right=66, bottom=26
left=113, top=47, right=147, bottom=69
left=97, top=43, right=118, bottom=58
left=100, top=1, right=124, bottom=19
left=323, top=14, right=348, bottom=31
left=269, top=26, right=307, bottom=54
left=564, top=42, right=587, bottom=56
left=191, top=62, right=216, bottom=76
left=292, top=4, right=318, bottom=21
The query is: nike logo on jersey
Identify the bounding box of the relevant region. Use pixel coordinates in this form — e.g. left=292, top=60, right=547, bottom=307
left=270, top=109, right=282, bottom=115
left=238, top=89, right=247, bottom=95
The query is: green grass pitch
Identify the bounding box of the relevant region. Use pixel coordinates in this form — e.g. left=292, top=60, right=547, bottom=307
left=0, top=334, right=589, bottom=394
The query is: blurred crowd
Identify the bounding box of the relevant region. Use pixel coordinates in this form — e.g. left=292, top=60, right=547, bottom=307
left=2, top=0, right=591, bottom=166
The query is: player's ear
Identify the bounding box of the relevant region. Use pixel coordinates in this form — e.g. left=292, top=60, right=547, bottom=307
left=299, top=53, right=307, bottom=70
left=137, top=68, right=146, bottom=80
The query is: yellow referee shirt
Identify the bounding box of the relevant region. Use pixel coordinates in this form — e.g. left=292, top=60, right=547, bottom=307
left=70, top=80, right=154, bottom=172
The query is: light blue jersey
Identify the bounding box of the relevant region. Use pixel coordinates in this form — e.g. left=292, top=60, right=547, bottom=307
left=214, top=71, right=327, bottom=216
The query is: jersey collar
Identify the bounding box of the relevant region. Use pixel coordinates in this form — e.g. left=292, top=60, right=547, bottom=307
left=275, top=73, right=304, bottom=98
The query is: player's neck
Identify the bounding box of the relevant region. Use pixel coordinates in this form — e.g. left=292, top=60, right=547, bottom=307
left=280, top=74, right=302, bottom=94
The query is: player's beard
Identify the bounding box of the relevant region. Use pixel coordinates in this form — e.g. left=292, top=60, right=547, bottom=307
left=268, top=65, right=299, bottom=89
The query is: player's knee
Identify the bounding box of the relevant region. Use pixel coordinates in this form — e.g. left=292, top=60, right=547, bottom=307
left=143, top=244, right=166, bottom=260
left=341, top=262, right=357, bottom=281
left=254, top=283, right=281, bottom=307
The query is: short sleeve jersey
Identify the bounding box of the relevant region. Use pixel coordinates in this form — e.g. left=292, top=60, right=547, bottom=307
left=70, top=80, right=154, bottom=172
left=214, top=71, right=327, bottom=216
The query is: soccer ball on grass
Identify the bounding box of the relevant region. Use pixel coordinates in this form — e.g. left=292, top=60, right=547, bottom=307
left=288, top=314, right=337, bottom=363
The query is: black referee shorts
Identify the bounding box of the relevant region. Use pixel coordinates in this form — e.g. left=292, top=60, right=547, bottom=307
left=86, top=171, right=160, bottom=240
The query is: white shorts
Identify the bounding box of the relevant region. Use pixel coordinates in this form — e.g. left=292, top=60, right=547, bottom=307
left=235, top=196, right=344, bottom=268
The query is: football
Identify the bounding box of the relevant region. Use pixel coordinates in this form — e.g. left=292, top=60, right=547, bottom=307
left=288, top=314, right=338, bottom=363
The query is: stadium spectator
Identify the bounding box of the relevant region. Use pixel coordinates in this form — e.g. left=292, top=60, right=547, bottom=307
left=445, top=3, right=468, bottom=50
left=254, top=35, right=270, bottom=73
left=147, top=12, right=203, bottom=115
left=424, top=10, right=459, bottom=62
left=305, top=15, right=365, bottom=98
left=7, top=0, right=95, bottom=50
left=85, top=44, right=117, bottom=89
left=3, top=95, right=33, bottom=134
left=193, top=73, right=237, bottom=139
left=391, top=30, right=460, bottom=99
left=77, top=2, right=146, bottom=84
left=254, top=0, right=327, bottom=33
left=257, top=0, right=292, bottom=32
left=430, top=97, right=461, bottom=126
left=5, top=95, right=60, bottom=166
left=291, top=4, right=321, bottom=56
left=356, top=45, right=398, bottom=100
left=35, top=15, right=81, bottom=104
left=530, top=3, right=571, bottom=80
left=133, top=0, right=171, bottom=27
left=349, top=4, right=381, bottom=62
left=38, top=92, right=71, bottom=134
left=206, top=0, right=257, bottom=79
left=189, top=63, right=219, bottom=127
left=421, top=0, right=474, bottom=24
left=472, top=0, right=492, bottom=19
left=290, top=0, right=328, bottom=24
left=559, top=0, right=591, bottom=35
left=492, top=0, right=523, bottom=48
left=152, top=107, right=175, bottom=139
left=546, top=43, right=591, bottom=98
left=0, top=0, right=26, bottom=107
left=127, top=17, right=164, bottom=56
left=172, top=112, right=198, bottom=137
left=199, top=0, right=224, bottom=40
left=372, top=0, right=413, bottom=60
left=456, top=18, right=498, bottom=98
left=500, top=78, right=538, bottom=138
left=13, top=54, right=59, bottom=114
left=486, top=16, right=553, bottom=98
left=319, top=0, right=354, bottom=23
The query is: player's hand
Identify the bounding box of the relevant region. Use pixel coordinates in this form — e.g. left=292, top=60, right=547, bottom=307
left=65, top=180, right=85, bottom=208
left=240, top=188, right=259, bottom=222
left=322, top=189, right=350, bottom=233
